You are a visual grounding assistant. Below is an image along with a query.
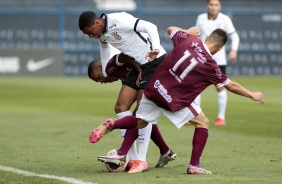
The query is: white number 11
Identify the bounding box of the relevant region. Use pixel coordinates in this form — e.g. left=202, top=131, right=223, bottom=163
left=171, top=50, right=198, bottom=80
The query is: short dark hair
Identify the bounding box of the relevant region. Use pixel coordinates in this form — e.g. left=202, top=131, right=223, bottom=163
left=207, top=0, right=220, bottom=3
left=210, top=28, right=228, bottom=48
left=87, top=60, right=100, bottom=79
left=79, top=11, right=98, bottom=30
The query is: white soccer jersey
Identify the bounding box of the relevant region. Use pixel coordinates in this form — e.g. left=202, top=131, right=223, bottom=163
left=196, top=12, right=239, bottom=65
left=99, top=12, right=166, bottom=66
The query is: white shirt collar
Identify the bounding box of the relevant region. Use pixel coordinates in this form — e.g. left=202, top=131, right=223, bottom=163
left=203, top=43, right=212, bottom=57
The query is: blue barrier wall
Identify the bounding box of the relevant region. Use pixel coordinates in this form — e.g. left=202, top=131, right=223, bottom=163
left=0, top=0, right=281, bottom=76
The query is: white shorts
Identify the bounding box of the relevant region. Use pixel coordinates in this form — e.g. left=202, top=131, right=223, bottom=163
left=136, top=94, right=202, bottom=129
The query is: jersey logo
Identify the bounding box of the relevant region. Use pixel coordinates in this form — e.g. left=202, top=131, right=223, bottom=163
left=154, top=80, right=172, bottom=103
left=111, top=32, right=121, bottom=40
left=192, top=42, right=206, bottom=64
left=109, top=23, right=117, bottom=29
left=215, top=68, right=222, bottom=79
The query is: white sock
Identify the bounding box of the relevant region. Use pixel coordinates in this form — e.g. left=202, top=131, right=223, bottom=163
left=137, top=123, right=152, bottom=161
left=217, top=90, right=227, bottom=119
left=116, top=110, right=137, bottom=160
left=194, top=94, right=201, bottom=106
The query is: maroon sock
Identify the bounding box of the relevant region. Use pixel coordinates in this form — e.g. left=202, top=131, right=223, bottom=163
left=189, top=128, right=208, bottom=166
left=117, top=129, right=138, bottom=155
left=150, top=125, right=169, bottom=155
left=111, top=115, right=137, bottom=130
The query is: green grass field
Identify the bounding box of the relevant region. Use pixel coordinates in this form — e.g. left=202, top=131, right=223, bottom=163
left=0, top=76, right=281, bottom=184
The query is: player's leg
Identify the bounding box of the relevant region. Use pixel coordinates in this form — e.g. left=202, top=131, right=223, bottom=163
left=188, top=112, right=211, bottom=174
left=161, top=103, right=211, bottom=174
left=215, top=86, right=227, bottom=126
left=215, top=65, right=227, bottom=126
left=115, top=85, right=139, bottom=160
left=152, top=124, right=177, bottom=168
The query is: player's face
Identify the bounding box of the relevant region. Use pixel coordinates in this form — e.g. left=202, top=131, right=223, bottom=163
left=90, top=68, right=106, bottom=83
left=82, top=20, right=103, bottom=39
left=207, top=0, right=221, bottom=16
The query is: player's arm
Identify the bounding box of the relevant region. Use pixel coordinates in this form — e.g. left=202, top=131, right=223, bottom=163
left=167, top=26, right=201, bottom=37
left=226, top=18, right=240, bottom=61
left=99, top=42, right=112, bottom=66
left=119, top=53, right=142, bottom=86
left=224, top=81, right=265, bottom=105
left=135, top=20, right=161, bottom=61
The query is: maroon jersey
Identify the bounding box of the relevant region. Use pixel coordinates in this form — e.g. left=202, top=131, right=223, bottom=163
left=144, top=30, right=230, bottom=112
left=105, top=54, right=132, bottom=80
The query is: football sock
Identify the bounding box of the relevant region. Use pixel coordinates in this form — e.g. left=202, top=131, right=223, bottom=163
left=150, top=124, right=169, bottom=155
left=136, top=123, right=152, bottom=161
left=117, top=129, right=138, bottom=156
left=112, top=115, right=137, bottom=130
left=116, top=110, right=137, bottom=160
left=217, top=89, right=227, bottom=119
left=189, top=128, right=208, bottom=166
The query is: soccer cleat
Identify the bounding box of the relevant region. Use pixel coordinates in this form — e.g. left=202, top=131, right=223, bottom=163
left=89, top=119, right=114, bottom=143
left=214, top=118, right=226, bottom=126
left=155, top=149, right=177, bottom=168
left=187, top=164, right=212, bottom=174
left=97, top=154, right=129, bottom=170
left=124, top=160, right=137, bottom=171
left=128, top=160, right=148, bottom=173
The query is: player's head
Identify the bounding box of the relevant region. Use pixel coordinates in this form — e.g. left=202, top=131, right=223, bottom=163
left=206, top=0, right=221, bottom=17
left=88, top=60, right=106, bottom=83
left=205, top=28, right=228, bottom=55
left=88, top=60, right=117, bottom=83
left=79, top=11, right=104, bottom=39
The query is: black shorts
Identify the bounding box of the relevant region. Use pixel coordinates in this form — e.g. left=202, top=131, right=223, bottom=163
left=122, top=54, right=166, bottom=90
left=219, top=65, right=226, bottom=75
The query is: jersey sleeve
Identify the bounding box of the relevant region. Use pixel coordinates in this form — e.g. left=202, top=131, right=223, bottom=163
left=170, top=30, right=191, bottom=47
left=208, top=65, right=230, bottom=88
left=117, top=12, right=139, bottom=30
left=224, top=16, right=236, bottom=35
left=224, top=16, right=240, bottom=51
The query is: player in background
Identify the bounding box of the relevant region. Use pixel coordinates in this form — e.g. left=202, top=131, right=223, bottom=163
left=88, top=27, right=265, bottom=174
left=195, top=0, right=240, bottom=126
left=88, top=53, right=176, bottom=172
left=79, top=11, right=200, bottom=173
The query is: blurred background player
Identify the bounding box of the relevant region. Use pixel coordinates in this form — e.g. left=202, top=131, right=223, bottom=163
left=195, top=0, right=240, bottom=126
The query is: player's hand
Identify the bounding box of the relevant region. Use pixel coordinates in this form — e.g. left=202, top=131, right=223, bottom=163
left=136, top=71, right=142, bottom=87
left=187, top=27, right=201, bottom=37
left=251, top=92, right=266, bottom=105
left=228, top=50, right=237, bottom=61
left=145, top=49, right=160, bottom=61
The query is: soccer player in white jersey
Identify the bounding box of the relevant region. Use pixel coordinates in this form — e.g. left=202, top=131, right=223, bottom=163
left=79, top=11, right=200, bottom=173
left=195, top=0, right=240, bottom=126
left=88, top=27, right=265, bottom=174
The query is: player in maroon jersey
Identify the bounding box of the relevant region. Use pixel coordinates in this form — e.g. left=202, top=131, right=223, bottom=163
left=88, top=52, right=177, bottom=172
left=89, top=27, right=265, bottom=174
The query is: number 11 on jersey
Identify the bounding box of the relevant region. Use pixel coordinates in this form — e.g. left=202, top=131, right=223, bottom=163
left=171, top=50, right=199, bottom=80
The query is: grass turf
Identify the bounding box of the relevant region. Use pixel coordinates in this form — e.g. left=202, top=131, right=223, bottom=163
left=0, top=76, right=281, bottom=184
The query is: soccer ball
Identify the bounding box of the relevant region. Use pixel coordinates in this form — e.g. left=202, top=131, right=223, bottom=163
left=105, top=149, right=127, bottom=172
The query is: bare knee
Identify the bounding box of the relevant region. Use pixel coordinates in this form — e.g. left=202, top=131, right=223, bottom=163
left=114, top=104, right=129, bottom=114
left=191, top=113, right=209, bottom=128
left=202, top=117, right=209, bottom=128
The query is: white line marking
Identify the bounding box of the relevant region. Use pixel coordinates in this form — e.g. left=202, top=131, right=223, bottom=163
left=0, top=165, right=97, bottom=184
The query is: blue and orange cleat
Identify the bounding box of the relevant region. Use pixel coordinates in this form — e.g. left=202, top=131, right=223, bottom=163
left=187, top=164, right=212, bottom=174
